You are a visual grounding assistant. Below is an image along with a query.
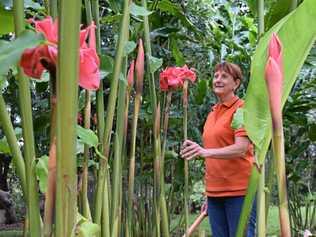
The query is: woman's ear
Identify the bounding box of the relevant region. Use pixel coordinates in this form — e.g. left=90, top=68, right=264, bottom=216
left=234, top=79, right=241, bottom=91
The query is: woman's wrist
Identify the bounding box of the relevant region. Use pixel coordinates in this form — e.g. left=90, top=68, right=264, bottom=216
left=201, top=148, right=213, bottom=158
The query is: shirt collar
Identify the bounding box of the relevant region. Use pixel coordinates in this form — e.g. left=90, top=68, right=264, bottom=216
left=221, top=95, right=239, bottom=108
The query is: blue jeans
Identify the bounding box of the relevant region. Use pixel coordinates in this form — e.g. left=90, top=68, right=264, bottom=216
left=207, top=196, right=256, bottom=237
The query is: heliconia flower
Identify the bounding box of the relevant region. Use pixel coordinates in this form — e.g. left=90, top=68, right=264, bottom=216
left=135, top=39, right=144, bottom=94
left=127, top=60, right=135, bottom=88
left=159, top=65, right=196, bottom=91
left=264, top=33, right=283, bottom=130
left=20, top=17, right=100, bottom=91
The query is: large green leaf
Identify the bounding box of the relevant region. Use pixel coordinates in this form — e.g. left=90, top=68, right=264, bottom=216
left=244, top=0, right=316, bottom=154
left=0, top=137, right=11, bottom=154
left=75, top=213, right=100, bottom=237
left=148, top=55, right=163, bottom=73
left=123, top=40, right=137, bottom=56
left=76, top=125, right=98, bottom=148
left=35, top=155, right=49, bottom=193
left=238, top=1, right=316, bottom=235
left=100, top=54, right=114, bottom=78
left=156, top=0, right=202, bottom=37
left=171, top=37, right=185, bottom=66
left=0, top=30, right=45, bottom=76
left=129, top=2, right=152, bottom=17
left=265, top=0, right=292, bottom=30
left=0, top=7, right=14, bottom=35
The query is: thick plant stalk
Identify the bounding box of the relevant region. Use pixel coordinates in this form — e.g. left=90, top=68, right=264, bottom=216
left=55, top=0, right=82, bottom=236
left=44, top=135, right=56, bottom=237
left=93, top=0, right=130, bottom=232
left=161, top=91, right=172, bottom=166
left=160, top=91, right=172, bottom=237
left=90, top=3, right=108, bottom=233
left=91, top=0, right=105, bottom=141
left=183, top=80, right=189, bottom=236
left=48, top=0, right=58, bottom=18
left=0, top=95, right=27, bottom=198
left=265, top=33, right=291, bottom=237
left=127, top=84, right=141, bottom=237
left=111, top=59, right=128, bottom=237
left=153, top=104, right=161, bottom=237
left=290, top=0, right=297, bottom=11
left=257, top=0, right=266, bottom=236
left=81, top=0, right=93, bottom=220
left=13, top=1, right=42, bottom=236
left=265, top=152, right=275, bottom=222
left=82, top=89, right=92, bottom=220
left=273, top=128, right=291, bottom=236
left=141, top=0, right=157, bottom=111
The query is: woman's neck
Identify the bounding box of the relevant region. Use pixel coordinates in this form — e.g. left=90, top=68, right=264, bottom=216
left=217, top=93, right=236, bottom=104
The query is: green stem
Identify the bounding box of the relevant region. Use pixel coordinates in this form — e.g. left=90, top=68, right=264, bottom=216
left=90, top=4, right=107, bottom=228
left=91, top=0, right=105, bottom=141
left=257, top=1, right=265, bottom=236
left=43, top=94, right=57, bottom=237
left=13, top=1, right=42, bottom=236
left=153, top=104, right=161, bottom=237
left=160, top=91, right=172, bottom=237
left=265, top=151, right=274, bottom=223
left=290, top=0, right=297, bottom=11
left=0, top=95, right=27, bottom=199
left=183, top=80, right=189, bottom=236
left=161, top=91, right=172, bottom=167
left=49, top=0, right=58, bottom=19
left=272, top=128, right=291, bottom=237
left=93, top=0, right=130, bottom=231
left=55, top=0, right=82, bottom=236
left=141, top=0, right=157, bottom=112
left=81, top=0, right=93, bottom=221
left=111, top=59, right=128, bottom=237
left=82, top=90, right=92, bottom=220
left=127, top=93, right=142, bottom=237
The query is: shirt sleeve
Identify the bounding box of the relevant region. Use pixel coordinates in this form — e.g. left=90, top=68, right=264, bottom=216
left=234, top=127, right=248, bottom=137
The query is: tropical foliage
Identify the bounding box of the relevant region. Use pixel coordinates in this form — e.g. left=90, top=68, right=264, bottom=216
left=0, top=0, right=315, bottom=236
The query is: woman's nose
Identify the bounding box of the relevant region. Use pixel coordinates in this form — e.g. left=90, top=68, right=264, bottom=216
left=214, top=76, right=222, bottom=83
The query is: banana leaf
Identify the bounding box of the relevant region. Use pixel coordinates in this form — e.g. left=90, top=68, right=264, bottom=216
left=237, top=0, right=316, bottom=235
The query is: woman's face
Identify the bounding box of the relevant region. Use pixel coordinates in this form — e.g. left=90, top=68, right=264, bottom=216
left=212, top=70, right=240, bottom=97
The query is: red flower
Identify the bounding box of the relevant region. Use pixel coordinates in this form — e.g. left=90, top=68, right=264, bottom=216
left=159, top=65, right=196, bottom=91
left=20, top=17, right=100, bottom=90
left=264, top=33, right=283, bottom=129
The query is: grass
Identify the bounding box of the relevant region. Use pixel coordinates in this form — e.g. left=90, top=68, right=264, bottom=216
left=0, top=230, right=23, bottom=237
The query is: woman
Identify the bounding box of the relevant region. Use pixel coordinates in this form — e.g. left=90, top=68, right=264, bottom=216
left=180, top=62, right=256, bottom=237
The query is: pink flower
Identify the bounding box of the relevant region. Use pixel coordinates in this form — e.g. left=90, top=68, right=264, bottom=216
left=135, top=39, right=144, bottom=94
left=20, top=17, right=100, bottom=90
left=264, top=33, right=283, bottom=129
left=179, top=65, right=196, bottom=82
left=159, top=65, right=196, bottom=91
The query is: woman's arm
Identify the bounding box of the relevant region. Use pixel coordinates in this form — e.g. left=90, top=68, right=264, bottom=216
left=180, top=137, right=250, bottom=160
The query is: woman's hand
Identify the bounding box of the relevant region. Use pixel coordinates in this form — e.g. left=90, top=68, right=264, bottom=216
left=201, top=200, right=208, bottom=216
left=180, top=140, right=207, bottom=160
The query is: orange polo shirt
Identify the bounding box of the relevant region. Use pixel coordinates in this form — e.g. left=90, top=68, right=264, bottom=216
left=202, top=96, right=254, bottom=197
